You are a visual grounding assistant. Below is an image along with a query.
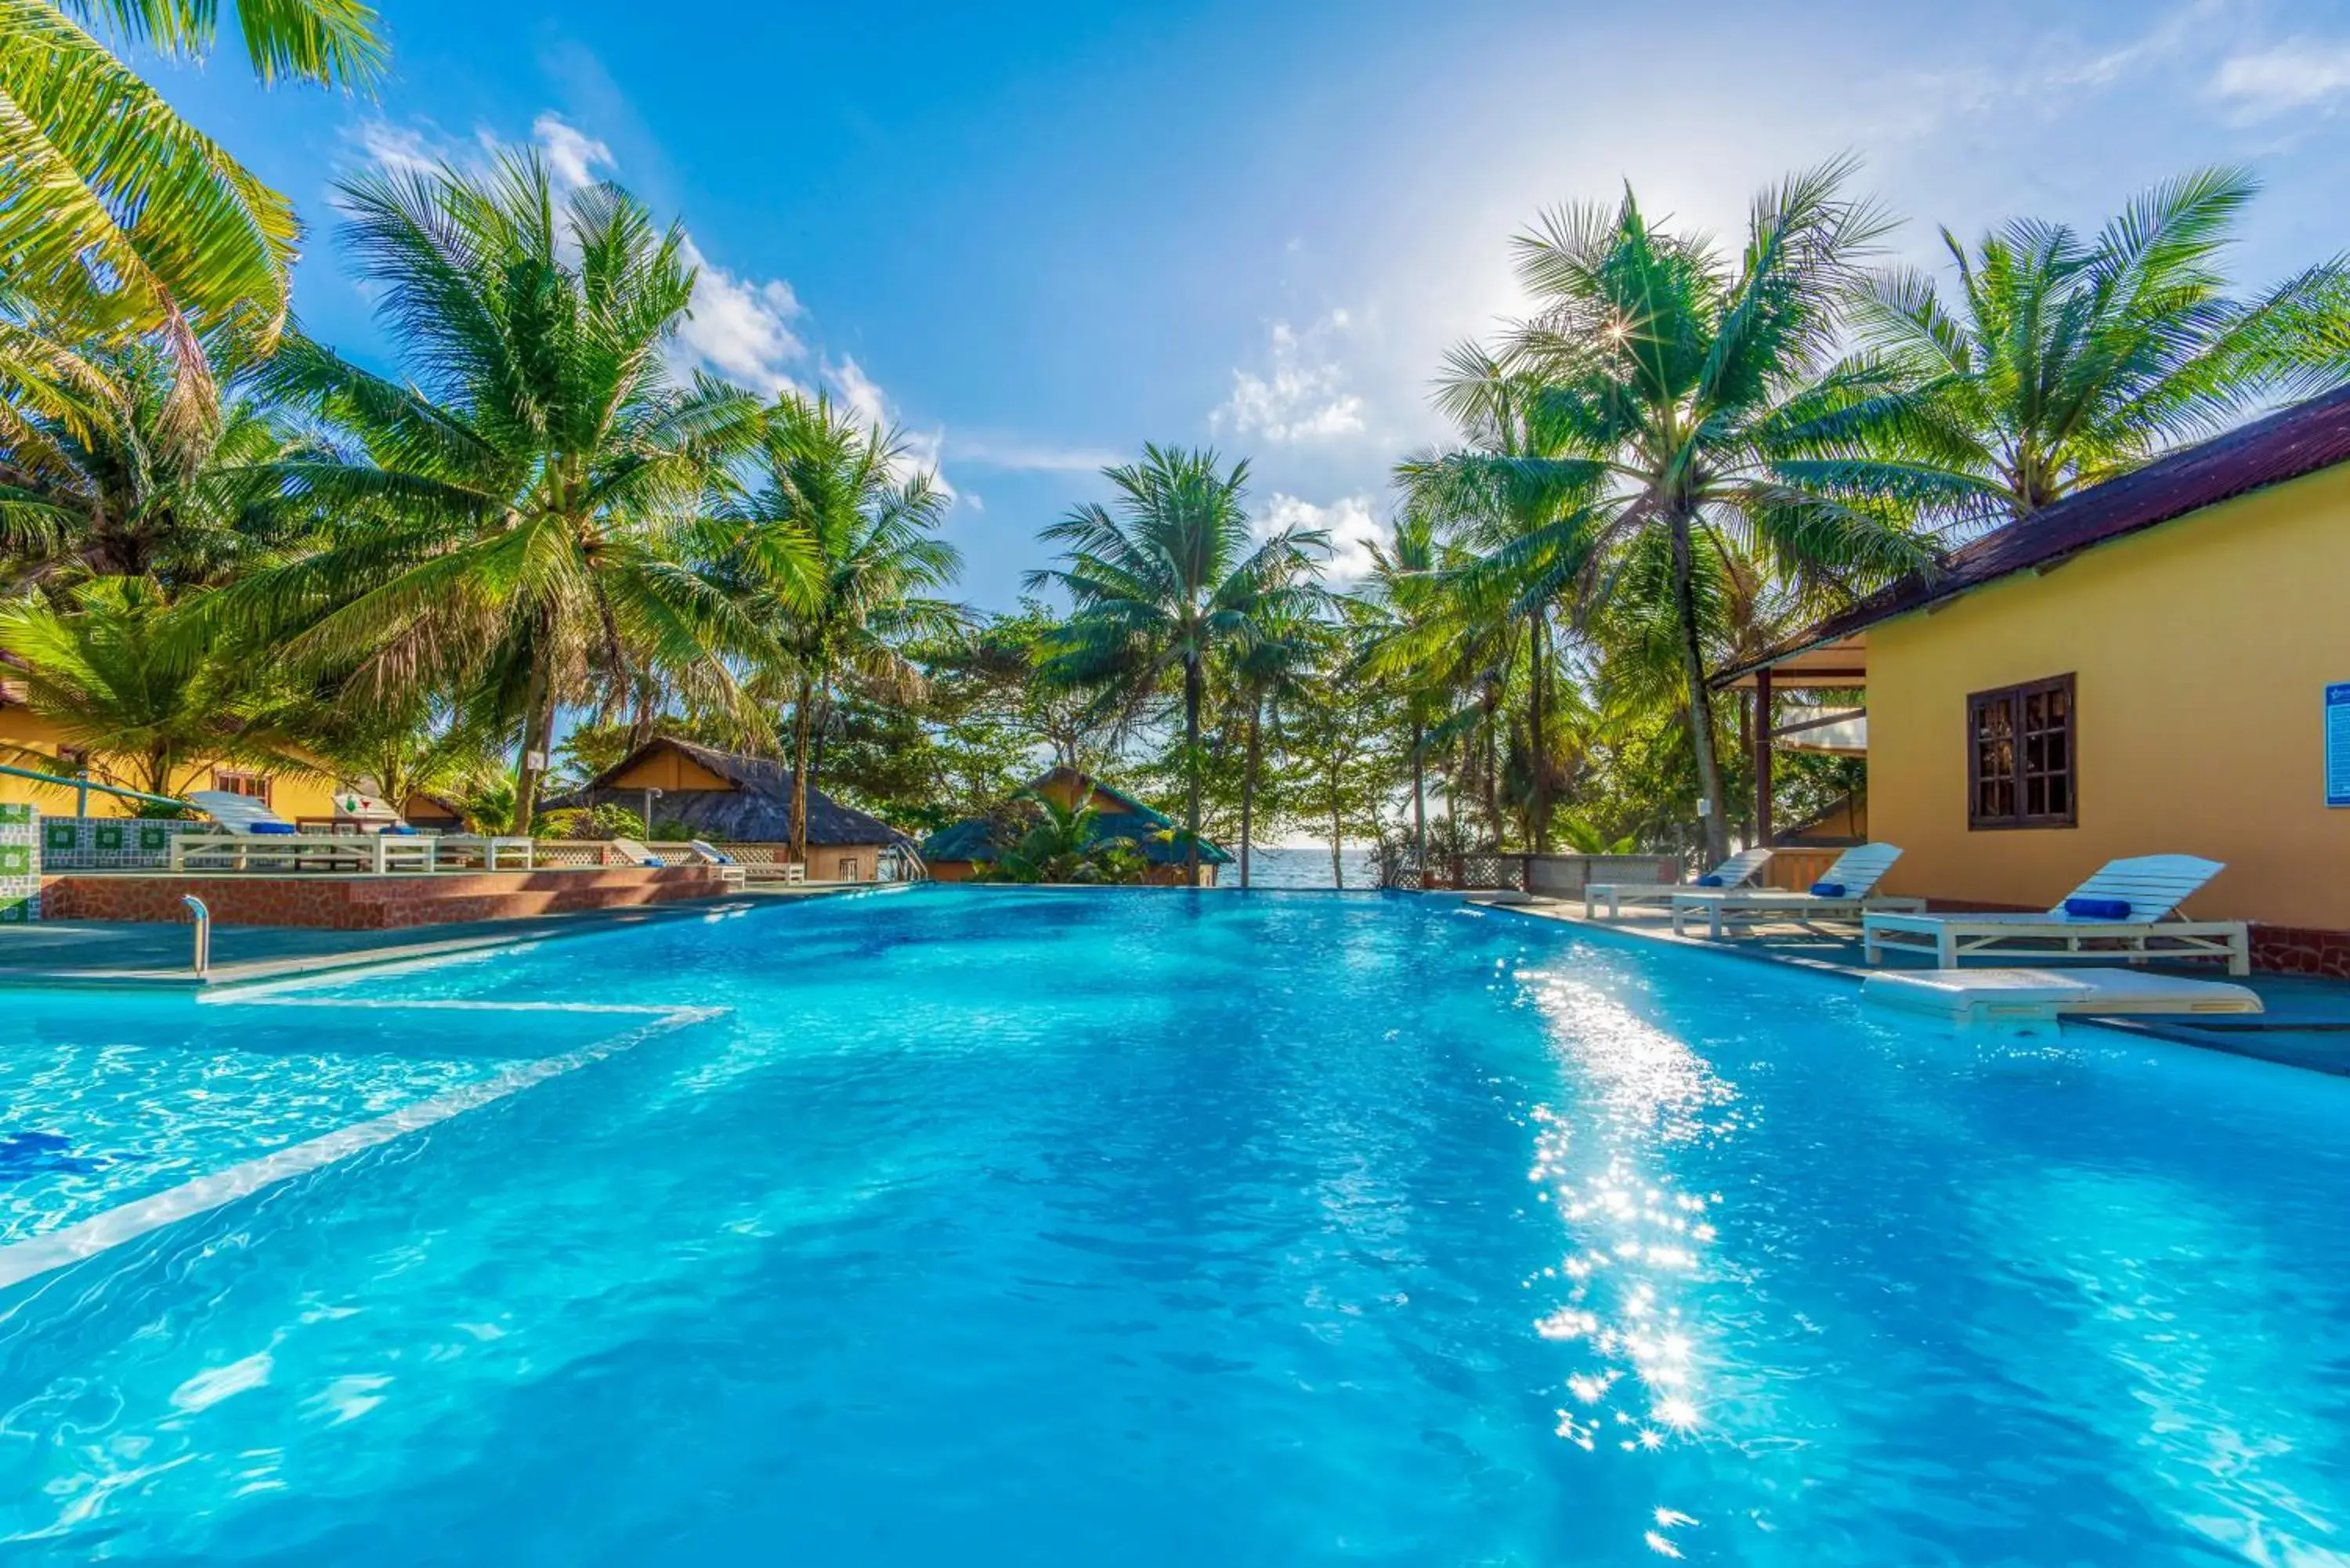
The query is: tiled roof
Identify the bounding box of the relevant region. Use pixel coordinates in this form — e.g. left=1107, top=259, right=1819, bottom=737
left=1719, top=384, right=2350, bottom=684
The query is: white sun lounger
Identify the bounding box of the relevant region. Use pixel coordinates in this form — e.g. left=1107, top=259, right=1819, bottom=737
left=1861, top=966, right=2264, bottom=1028
left=175, top=791, right=439, bottom=874
left=686, top=840, right=749, bottom=889
left=1584, top=846, right=1773, bottom=919
left=1862, top=854, right=2249, bottom=976
left=1668, top=842, right=1922, bottom=938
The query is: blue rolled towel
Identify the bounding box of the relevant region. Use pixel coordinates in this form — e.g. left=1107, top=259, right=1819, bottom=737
left=247, top=822, right=296, bottom=836
left=1809, top=881, right=1846, bottom=898
left=384, top=824, right=420, bottom=836
left=1694, top=874, right=1725, bottom=887
left=2063, top=896, right=2131, bottom=920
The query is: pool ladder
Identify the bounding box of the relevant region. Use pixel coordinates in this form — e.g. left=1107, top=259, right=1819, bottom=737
left=182, top=894, right=211, bottom=977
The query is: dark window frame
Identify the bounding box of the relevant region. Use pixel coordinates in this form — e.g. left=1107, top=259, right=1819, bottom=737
left=1967, top=674, right=2077, bottom=830
left=212, top=768, right=273, bottom=805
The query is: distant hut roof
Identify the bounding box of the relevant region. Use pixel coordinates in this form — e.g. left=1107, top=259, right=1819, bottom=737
left=544, top=737, right=910, bottom=847
left=919, top=768, right=1232, bottom=867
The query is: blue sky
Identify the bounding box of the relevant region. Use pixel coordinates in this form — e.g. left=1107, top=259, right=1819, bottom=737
left=145, top=0, right=2350, bottom=608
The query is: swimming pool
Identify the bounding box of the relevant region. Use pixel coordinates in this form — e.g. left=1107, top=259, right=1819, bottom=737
left=1, top=888, right=2345, bottom=1564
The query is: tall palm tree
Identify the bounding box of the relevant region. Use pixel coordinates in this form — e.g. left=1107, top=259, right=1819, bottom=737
left=1029, top=445, right=1326, bottom=883
left=704, top=393, right=964, bottom=868
left=1394, top=345, right=1591, bottom=852
left=0, top=0, right=387, bottom=429
left=1479, top=162, right=1940, bottom=862
left=1836, top=167, right=2350, bottom=526
left=209, top=154, right=765, bottom=833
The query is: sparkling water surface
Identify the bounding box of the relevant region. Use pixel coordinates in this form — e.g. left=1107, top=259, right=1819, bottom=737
left=1, top=888, right=2346, bottom=1565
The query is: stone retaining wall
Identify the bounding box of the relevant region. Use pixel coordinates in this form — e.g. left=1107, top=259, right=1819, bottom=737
left=39, top=865, right=728, bottom=930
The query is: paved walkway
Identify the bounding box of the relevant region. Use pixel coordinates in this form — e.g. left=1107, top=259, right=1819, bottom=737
left=0, top=883, right=866, bottom=991
left=1472, top=894, right=2350, bottom=1075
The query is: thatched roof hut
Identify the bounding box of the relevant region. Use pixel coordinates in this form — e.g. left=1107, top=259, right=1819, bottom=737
left=545, top=737, right=911, bottom=850
left=920, top=766, right=1231, bottom=884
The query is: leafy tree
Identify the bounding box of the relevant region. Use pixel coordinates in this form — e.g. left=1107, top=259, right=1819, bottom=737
left=1281, top=638, right=1398, bottom=889
left=0, top=0, right=387, bottom=426
left=1029, top=445, right=1325, bottom=883
left=703, top=392, right=964, bottom=865
left=1839, top=167, right=2350, bottom=525
left=971, top=794, right=1149, bottom=884
left=1225, top=606, right=1322, bottom=887
left=0, top=574, right=291, bottom=797
left=0, top=341, right=304, bottom=593
left=211, top=154, right=765, bottom=833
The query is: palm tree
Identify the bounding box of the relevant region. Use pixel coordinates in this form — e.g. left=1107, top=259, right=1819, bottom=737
left=1356, top=511, right=1476, bottom=868
left=210, top=154, right=765, bottom=833
left=0, top=341, right=302, bottom=593
left=1477, top=162, right=1941, bottom=862
left=0, top=0, right=387, bottom=427
left=0, top=574, right=287, bottom=797
left=1028, top=445, right=1327, bottom=883
left=703, top=393, right=964, bottom=868
left=1836, top=167, right=2350, bottom=527
left=973, top=794, right=1148, bottom=885
left=1394, top=345, right=1592, bottom=853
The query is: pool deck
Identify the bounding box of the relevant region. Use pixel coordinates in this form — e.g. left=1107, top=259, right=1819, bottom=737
left=1464, top=893, right=2350, bottom=1076
left=0, top=883, right=877, bottom=992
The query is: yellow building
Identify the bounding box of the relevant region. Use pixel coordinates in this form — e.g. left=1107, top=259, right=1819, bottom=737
left=0, top=686, right=344, bottom=822
left=1723, top=388, right=2350, bottom=973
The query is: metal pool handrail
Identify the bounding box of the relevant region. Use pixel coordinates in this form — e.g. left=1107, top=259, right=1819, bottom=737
left=181, top=894, right=211, bottom=977
left=0, top=761, right=193, bottom=818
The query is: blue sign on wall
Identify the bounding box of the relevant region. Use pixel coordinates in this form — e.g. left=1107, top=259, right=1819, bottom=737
left=2329, top=683, right=2350, bottom=808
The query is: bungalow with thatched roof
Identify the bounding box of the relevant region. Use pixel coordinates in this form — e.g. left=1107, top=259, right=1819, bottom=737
left=544, top=737, right=912, bottom=883
left=921, top=766, right=1232, bottom=887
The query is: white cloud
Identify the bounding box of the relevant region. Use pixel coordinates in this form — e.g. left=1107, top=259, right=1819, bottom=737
left=530, top=113, right=615, bottom=190
left=1257, top=492, right=1384, bottom=583
left=672, top=239, right=805, bottom=396
left=352, top=120, right=442, bottom=178
left=819, top=358, right=958, bottom=501
left=1214, top=312, right=1367, bottom=444
left=343, top=110, right=964, bottom=500
left=824, top=355, right=890, bottom=430
left=2212, top=39, right=2350, bottom=117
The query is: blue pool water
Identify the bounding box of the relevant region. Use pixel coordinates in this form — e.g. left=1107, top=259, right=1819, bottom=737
left=2, top=888, right=2347, bottom=1564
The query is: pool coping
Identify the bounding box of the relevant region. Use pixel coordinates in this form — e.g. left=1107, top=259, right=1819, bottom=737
left=0, top=883, right=900, bottom=993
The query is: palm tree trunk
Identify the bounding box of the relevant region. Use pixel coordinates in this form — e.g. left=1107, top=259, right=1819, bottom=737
left=1329, top=764, right=1344, bottom=889
left=1529, top=609, right=1550, bottom=854
left=789, top=672, right=815, bottom=866
left=1184, top=656, right=1203, bottom=885
left=1239, top=699, right=1262, bottom=890
left=1670, top=512, right=1730, bottom=864
left=1482, top=687, right=1502, bottom=848
left=511, top=645, right=551, bottom=836
left=1411, top=715, right=1426, bottom=869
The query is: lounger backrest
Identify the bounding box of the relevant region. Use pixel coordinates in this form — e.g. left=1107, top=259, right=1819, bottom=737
left=1820, top=842, right=1902, bottom=896
left=688, top=839, right=737, bottom=865
left=609, top=837, right=665, bottom=867
left=1705, top=846, right=1775, bottom=887
left=186, top=789, right=291, bottom=832
left=2051, top=854, right=2225, bottom=922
